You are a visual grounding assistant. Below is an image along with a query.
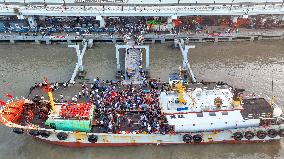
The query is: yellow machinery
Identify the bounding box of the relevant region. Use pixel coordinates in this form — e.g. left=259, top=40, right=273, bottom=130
left=270, top=95, right=276, bottom=107
left=178, top=66, right=182, bottom=78
left=44, top=77, right=56, bottom=113
left=176, top=81, right=186, bottom=104
left=47, top=91, right=56, bottom=113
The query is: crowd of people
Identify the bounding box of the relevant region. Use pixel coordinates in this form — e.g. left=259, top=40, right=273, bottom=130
left=1, top=15, right=283, bottom=36
left=73, top=78, right=169, bottom=134
left=32, top=77, right=171, bottom=134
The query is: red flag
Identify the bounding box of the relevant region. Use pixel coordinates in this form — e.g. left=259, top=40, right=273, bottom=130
left=6, top=93, right=13, bottom=99
left=44, top=77, right=48, bottom=84
left=0, top=100, right=6, bottom=106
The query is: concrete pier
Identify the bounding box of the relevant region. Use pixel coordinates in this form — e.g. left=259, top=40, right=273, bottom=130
left=214, top=37, right=219, bottom=42
left=45, top=40, right=51, bottom=45
left=1, top=31, right=283, bottom=45
left=35, top=39, right=40, bottom=44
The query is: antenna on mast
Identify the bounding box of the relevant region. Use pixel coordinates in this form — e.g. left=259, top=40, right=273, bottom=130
left=270, top=69, right=276, bottom=106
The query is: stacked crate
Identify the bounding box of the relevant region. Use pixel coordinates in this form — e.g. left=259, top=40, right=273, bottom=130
left=45, top=103, right=94, bottom=132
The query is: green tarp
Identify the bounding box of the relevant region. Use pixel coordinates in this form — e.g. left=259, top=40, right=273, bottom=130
left=146, top=20, right=163, bottom=25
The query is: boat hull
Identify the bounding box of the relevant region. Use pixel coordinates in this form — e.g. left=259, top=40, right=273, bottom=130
left=37, top=137, right=280, bottom=147
left=26, top=125, right=284, bottom=147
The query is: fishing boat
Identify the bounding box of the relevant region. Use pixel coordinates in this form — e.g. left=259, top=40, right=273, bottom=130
left=0, top=73, right=283, bottom=147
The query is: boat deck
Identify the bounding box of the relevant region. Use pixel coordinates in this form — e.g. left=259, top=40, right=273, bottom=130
left=24, top=82, right=166, bottom=133
left=27, top=82, right=163, bottom=102
left=21, top=81, right=275, bottom=133
left=91, top=111, right=168, bottom=133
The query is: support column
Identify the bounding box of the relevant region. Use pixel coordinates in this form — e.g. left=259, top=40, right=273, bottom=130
left=100, top=19, right=105, bottom=28
left=46, top=39, right=51, bottom=44
left=74, top=44, right=83, bottom=71
left=115, top=45, right=120, bottom=71
left=10, top=39, right=15, bottom=44
left=280, top=16, right=284, bottom=38
left=174, top=39, right=179, bottom=48
left=17, top=15, right=25, bottom=20
left=214, top=37, right=219, bottom=42
left=145, top=47, right=149, bottom=70
left=167, top=15, right=177, bottom=30
left=181, top=52, right=188, bottom=70
left=96, top=16, right=105, bottom=28
left=80, top=40, right=88, bottom=71
left=28, top=16, right=37, bottom=28
left=167, top=16, right=172, bottom=24
left=88, top=39, right=94, bottom=48
left=35, top=39, right=40, bottom=44
left=231, top=16, right=239, bottom=23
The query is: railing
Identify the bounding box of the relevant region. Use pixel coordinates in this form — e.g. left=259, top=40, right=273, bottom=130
left=0, top=30, right=283, bottom=43
left=0, top=3, right=284, bottom=16
left=0, top=0, right=283, bottom=4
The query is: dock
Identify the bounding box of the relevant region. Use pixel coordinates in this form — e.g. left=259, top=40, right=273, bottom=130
left=0, top=31, right=283, bottom=44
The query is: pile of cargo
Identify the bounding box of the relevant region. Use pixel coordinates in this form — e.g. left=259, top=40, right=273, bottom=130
left=45, top=103, right=94, bottom=132
left=0, top=100, right=25, bottom=124
left=59, top=103, right=93, bottom=120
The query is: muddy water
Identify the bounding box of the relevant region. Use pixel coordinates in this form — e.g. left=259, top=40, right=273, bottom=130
left=0, top=40, right=283, bottom=159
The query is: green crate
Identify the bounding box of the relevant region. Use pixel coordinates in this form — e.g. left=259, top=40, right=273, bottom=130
left=45, top=118, right=91, bottom=132
left=45, top=105, right=94, bottom=132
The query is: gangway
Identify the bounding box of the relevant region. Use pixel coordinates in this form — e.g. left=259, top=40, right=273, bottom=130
left=115, top=44, right=150, bottom=84
left=125, top=48, right=143, bottom=83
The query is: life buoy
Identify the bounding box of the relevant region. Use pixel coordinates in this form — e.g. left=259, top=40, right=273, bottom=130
left=268, top=129, right=278, bottom=138
left=40, top=130, right=51, bottom=138
left=29, top=130, right=40, bottom=136
left=279, top=129, right=284, bottom=137
left=183, top=134, right=192, bottom=143
left=13, top=128, right=24, bottom=134
left=244, top=131, right=254, bottom=140
left=192, top=134, right=202, bottom=143
left=257, top=130, right=267, bottom=139
left=57, top=132, right=68, bottom=140
left=233, top=132, right=243, bottom=141
left=88, top=134, right=98, bottom=143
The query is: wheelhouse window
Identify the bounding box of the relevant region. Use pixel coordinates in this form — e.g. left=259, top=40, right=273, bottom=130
left=209, top=112, right=216, bottom=116
left=197, top=113, right=203, bottom=117
left=221, top=111, right=228, bottom=115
